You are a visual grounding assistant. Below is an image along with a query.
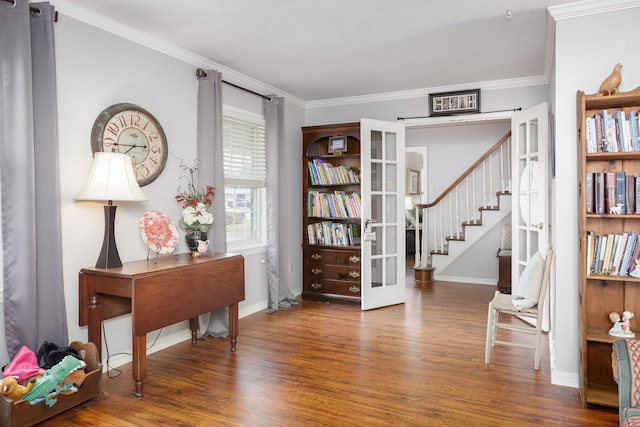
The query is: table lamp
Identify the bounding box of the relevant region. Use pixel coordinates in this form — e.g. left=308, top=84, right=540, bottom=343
left=75, top=152, right=147, bottom=268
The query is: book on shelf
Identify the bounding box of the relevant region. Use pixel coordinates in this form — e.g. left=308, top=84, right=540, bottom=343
left=620, top=232, right=637, bottom=276
left=630, top=110, right=640, bottom=151
left=586, top=231, right=595, bottom=276
left=627, top=175, right=636, bottom=214
left=616, top=171, right=627, bottom=213
left=611, top=232, right=628, bottom=275
left=586, top=117, right=597, bottom=153
left=587, top=231, right=640, bottom=277
left=605, top=172, right=617, bottom=214
left=601, top=234, right=614, bottom=275
left=595, top=172, right=605, bottom=214
left=307, top=158, right=360, bottom=186
left=585, top=110, right=640, bottom=153
left=593, top=235, right=603, bottom=274
left=636, top=176, right=640, bottom=214
left=630, top=239, right=640, bottom=276
left=349, top=224, right=361, bottom=245
left=307, top=190, right=361, bottom=219
left=586, top=172, right=594, bottom=213
left=307, top=221, right=359, bottom=247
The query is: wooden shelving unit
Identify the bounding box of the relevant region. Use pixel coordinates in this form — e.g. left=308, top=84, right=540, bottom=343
left=301, top=122, right=362, bottom=304
left=577, top=88, right=640, bottom=408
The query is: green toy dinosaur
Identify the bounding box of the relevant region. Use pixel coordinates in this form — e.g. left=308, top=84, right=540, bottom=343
left=22, top=355, right=84, bottom=407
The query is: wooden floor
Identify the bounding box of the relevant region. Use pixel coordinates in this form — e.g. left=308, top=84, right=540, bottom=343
left=41, top=263, right=618, bottom=426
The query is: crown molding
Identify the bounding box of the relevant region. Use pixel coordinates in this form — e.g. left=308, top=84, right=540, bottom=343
left=548, top=0, right=640, bottom=20
left=306, top=75, right=549, bottom=109
left=50, top=0, right=307, bottom=108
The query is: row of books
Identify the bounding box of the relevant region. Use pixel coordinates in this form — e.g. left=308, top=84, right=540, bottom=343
left=308, top=190, right=361, bottom=218
left=308, top=158, right=360, bottom=186
left=585, top=109, right=640, bottom=153
left=307, top=221, right=361, bottom=246
left=586, top=171, right=640, bottom=214
left=586, top=231, right=640, bottom=276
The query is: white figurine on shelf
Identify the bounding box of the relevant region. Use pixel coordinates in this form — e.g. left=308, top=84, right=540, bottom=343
left=609, top=311, right=636, bottom=338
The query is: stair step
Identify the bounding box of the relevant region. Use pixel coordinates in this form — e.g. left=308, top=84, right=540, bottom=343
left=461, top=221, right=482, bottom=227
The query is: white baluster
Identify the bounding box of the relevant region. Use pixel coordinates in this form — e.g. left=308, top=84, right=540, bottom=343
left=414, top=206, right=420, bottom=268
left=466, top=177, right=471, bottom=225
left=472, top=170, right=477, bottom=224
left=455, top=187, right=460, bottom=238
left=482, top=160, right=487, bottom=208
left=421, top=207, right=429, bottom=268
left=489, top=152, right=494, bottom=207
left=432, top=205, right=437, bottom=259
left=439, top=203, right=444, bottom=252
left=507, top=138, right=512, bottom=193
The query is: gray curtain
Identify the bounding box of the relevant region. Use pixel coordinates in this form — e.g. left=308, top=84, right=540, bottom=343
left=264, top=96, right=296, bottom=312
left=0, top=1, right=67, bottom=356
left=196, top=69, right=229, bottom=337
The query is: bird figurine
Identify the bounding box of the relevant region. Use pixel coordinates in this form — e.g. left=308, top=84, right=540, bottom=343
left=598, top=63, right=623, bottom=96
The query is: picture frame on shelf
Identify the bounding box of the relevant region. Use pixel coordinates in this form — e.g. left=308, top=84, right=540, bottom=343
left=407, top=169, right=420, bottom=195
left=429, top=89, right=480, bottom=117
left=328, top=136, right=347, bottom=154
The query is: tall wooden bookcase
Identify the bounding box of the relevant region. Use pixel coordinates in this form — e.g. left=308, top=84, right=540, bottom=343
left=302, top=122, right=362, bottom=304
left=578, top=88, right=640, bottom=407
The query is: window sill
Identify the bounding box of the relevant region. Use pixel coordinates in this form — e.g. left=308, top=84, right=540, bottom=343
left=227, top=243, right=267, bottom=257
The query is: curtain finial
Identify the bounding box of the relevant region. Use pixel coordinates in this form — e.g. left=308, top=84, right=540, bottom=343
left=196, top=68, right=207, bottom=79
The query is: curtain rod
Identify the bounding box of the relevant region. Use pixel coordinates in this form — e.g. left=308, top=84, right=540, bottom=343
left=3, top=0, right=58, bottom=21
left=398, top=108, right=522, bottom=121
left=196, top=68, right=272, bottom=101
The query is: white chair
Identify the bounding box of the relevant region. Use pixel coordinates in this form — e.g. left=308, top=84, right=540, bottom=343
left=485, top=245, right=553, bottom=370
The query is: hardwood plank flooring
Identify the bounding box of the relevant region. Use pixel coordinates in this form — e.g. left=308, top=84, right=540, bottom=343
left=39, top=263, right=618, bottom=426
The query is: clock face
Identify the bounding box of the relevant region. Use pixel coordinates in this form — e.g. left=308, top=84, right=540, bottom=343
left=91, top=103, right=168, bottom=186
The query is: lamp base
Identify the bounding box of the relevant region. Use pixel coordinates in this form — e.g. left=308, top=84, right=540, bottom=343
left=96, top=204, right=122, bottom=269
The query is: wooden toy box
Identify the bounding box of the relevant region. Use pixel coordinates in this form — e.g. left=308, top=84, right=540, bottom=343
left=0, top=341, right=102, bottom=427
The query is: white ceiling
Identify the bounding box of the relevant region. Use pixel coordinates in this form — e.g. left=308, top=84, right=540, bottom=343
left=52, top=0, right=582, bottom=102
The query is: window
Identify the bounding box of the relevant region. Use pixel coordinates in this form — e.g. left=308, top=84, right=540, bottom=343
left=223, top=106, right=266, bottom=250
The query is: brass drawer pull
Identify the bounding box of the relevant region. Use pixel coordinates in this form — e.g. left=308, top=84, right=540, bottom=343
left=311, top=253, right=322, bottom=260
left=311, top=282, right=322, bottom=290
left=349, top=285, right=360, bottom=294
left=311, top=268, right=322, bottom=275
left=349, top=271, right=360, bottom=279
left=349, top=255, right=360, bottom=263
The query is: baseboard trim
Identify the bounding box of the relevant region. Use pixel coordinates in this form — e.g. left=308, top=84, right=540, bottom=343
left=434, top=275, right=498, bottom=286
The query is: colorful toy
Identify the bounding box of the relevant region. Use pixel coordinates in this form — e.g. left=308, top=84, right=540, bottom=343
left=0, top=376, right=34, bottom=401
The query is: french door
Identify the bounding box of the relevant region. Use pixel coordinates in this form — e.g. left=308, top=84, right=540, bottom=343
left=360, top=119, right=406, bottom=310
left=511, top=103, right=550, bottom=328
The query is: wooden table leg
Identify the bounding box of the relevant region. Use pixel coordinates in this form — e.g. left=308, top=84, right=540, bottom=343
left=189, top=317, right=199, bottom=344
left=132, top=334, right=146, bottom=399
left=87, top=296, right=102, bottom=359
left=229, top=303, right=238, bottom=352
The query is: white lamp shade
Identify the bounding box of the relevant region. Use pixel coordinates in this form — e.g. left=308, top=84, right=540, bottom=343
left=75, top=152, right=148, bottom=202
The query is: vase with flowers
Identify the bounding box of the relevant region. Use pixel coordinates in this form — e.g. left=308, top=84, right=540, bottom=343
left=175, top=160, right=215, bottom=253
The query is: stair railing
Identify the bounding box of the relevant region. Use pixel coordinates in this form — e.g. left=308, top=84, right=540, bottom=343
left=413, top=131, right=512, bottom=269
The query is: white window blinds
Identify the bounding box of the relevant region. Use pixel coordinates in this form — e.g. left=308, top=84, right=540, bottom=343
left=223, top=114, right=266, bottom=187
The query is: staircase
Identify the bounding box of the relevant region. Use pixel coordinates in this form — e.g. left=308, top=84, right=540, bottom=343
left=413, top=132, right=512, bottom=281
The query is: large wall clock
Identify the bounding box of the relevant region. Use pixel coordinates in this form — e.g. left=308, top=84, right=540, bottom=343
left=91, top=103, right=168, bottom=186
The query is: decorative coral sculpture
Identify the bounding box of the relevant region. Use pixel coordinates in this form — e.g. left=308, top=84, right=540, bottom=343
left=598, top=63, right=623, bottom=96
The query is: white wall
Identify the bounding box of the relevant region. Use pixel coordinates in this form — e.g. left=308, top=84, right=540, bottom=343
left=22, top=14, right=305, bottom=368
left=551, top=4, right=640, bottom=386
